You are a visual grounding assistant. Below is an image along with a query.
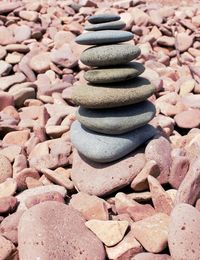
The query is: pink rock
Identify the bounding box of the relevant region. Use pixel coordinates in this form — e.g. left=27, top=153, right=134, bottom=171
left=149, top=10, right=163, bottom=25
left=0, top=2, right=20, bottom=14
left=0, top=154, right=12, bottom=184
left=148, top=175, right=174, bottom=215
left=0, top=92, right=14, bottom=111
left=14, top=25, right=31, bottom=43
left=69, top=192, right=109, bottom=220
left=25, top=191, right=65, bottom=209
left=29, top=52, right=51, bottom=73
left=3, top=129, right=30, bottom=146
left=115, top=193, right=156, bottom=221
left=133, top=253, right=171, bottom=260
left=174, top=109, right=200, bottom=129
left=131, top=160, right=160, bottom=191
left=106, top=228, right=143, bottom=259
left=54, top=31, right=76, bottom=48
left=28, top=138, right=72, bottom=171
left=131, top=8, right=150, bottom=26
left=0, top=196, right=17, bottom=214
left=14, top=168, right=40, bottom=191
left=0, top=72, right=26, bottom=91
left=145, top=136, right=172, bottom=184
left=19, top=11, right=38, bottom=22
left=71, top=149, right=146, bottom=196
left=157, top=36, right=175, bottom=47
left=132, top=213, right=170, bottom=253
left=196, top=199, right=200, bottom=211
left=168, top=203, right=200, bottom=260
left=182, top=94, right=200, bottom=109
left=13, top=155, right=27, bottom=176
left=0, top=210, right=24, bottom=244
left=18, top=202, right=105, bottom=259
left=175, top=32, right=194, bottom=52
left=0, top=234, right=15, bottom=259
left=175, top=159, right=200, bottom=206
left=169, top=156, right=189, bottom=189
left=0, top=26, right=15, bottom=45
left=0, top=178, right=17, bottom=198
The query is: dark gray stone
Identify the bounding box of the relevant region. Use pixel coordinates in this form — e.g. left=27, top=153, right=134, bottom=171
left=75, top=30, right=133, bottom=45
left=70, top=120, right=156, bottom=163
left=84, top=62, right=145, bottom=83
left=80, top=44, right=141, bottom=67
left=77, top=101, right=156, bottom=134
left=85, top=20, right=125, bottom=31
left=88, top=13, right=120, bottom=24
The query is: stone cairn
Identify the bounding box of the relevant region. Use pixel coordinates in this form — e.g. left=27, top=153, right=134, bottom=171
left=70, top=13, right=156, bottom=164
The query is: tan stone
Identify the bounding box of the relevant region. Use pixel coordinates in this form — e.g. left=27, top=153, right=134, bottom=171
left=0, top=178, right=17, bottom=198
left=25, top=177, right=43, bottom=189
left=70, top=192, right=109, bottom=221
left=3, top=130, right=30, bottom=146
left=0, top=154, right=12, bottom=183
left=132, top=213, right=170, bottom=253
left=85, top=220, right=129, bottom=247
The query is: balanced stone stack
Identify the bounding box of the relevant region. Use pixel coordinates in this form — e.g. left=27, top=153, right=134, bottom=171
left=71, top=13, right=156, bottom=163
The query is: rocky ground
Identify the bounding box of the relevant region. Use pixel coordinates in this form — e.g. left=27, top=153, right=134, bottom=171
left=0, top=0, right=200, bottom=259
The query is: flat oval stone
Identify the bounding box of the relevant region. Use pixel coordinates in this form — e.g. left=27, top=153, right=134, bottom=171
left=72, top=77, right=155, bottom=109
left=77, top=101, right=156, bottom=135
left=18, top=201, right=106, bottom=260
left=70, top=121, right=156, bottom=163
left=88, top=13, right=120, bottom=24
left=80, top=45, right=141, bottom=67
left=84, top=62, right=145, bottom=83
left=75, top=30, right=133, bottom=45
left=71, top=149, right=146, bottom=196
left=85, top=20, right=125, bottom=31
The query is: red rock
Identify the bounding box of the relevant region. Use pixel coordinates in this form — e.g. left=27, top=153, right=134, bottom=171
left=29, top=52, right=51, bottom=73
left=69, top=192, right=109, bottom=220
left=175, top=159, right=200, bottom=206
left=0, top=210, right=24, bottom=244
left=131, top=8, right=150, bottom=26
left=54, top=31, right=76, bottom=49
left=149, top=10, right=163, bottom=25
left=175, top=32, right=194, bottom=52
left=71, top=149, right=146, bottom=196
left=131, top=160, right=160, bottom=191
left=0, top=26, right=15, bottom=46
left=169, top=156, right=189, bottom=189
left=18, top=202, right=105, bottom=259
left=157, top=36, right=175, bottom=47
left=145, top=136, right=172, bottom=184
left=0, top=196, right=17, bottom=214
left=174, top=109, right=200, bottom=129
left=148, top=175, right=174, bottom=215
left=14, top=168, right=40, bottom=191
left=132, top=213, right=170, bottom=253
left=168, top=203, right=200, bottom=260
left=25, top=191, right=65, bottom=208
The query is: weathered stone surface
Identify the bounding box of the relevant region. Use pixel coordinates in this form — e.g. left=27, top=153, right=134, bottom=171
left=88, top=13, right=120, bottom=24
left=18, top=202, right=106, bottom=260
left=85, top=20, right=125, bottom=31
left=80, top=45, right=141, bottom=67
left=72, top=77, right=155, bottom=109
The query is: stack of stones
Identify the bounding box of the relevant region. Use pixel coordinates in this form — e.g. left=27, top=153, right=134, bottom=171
left=70, top=13, right=157, bottom=164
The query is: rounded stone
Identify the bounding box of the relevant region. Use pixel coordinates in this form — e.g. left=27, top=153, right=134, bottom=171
left=70, top=121, right=156, bottom=163
left=77, top=101, right=156, bottom=135
left=85, top=20, right=125, bottom=31
left=0, top=154, right=12, bottom=184
left=168, top=203, right=200, bottom=260
left=174, top=109, right=200, bottom=128
left=84, top=62, right=145, bottom=84
left=71, top=149, right=146, bottom=196
left=80, top=44, right=141, bottom=67
left=18, top=201, right=106, bottom=260
left=72, top=77, right=155, bottom=109
left=75, top=30, right=133, bottom=45
left=88, top=13, right=120, bottom=24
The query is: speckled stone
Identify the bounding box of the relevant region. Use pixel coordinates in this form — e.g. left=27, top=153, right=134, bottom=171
left=75, top=30, right=133, bottom=45
left=72, top=77, right=155, bottom=109
left=84, top=62, right=145, bottom=84
left=80, top=45, right=141, bottom=67
left=85, top=20, right=125, bottom=31
left=70, top=121, right=156, bottom=163
left=77, top=101, right=156, bottom=135
left=88, top=13, right=120, bottom=24
left=18, top=201, right=105, bottom=260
